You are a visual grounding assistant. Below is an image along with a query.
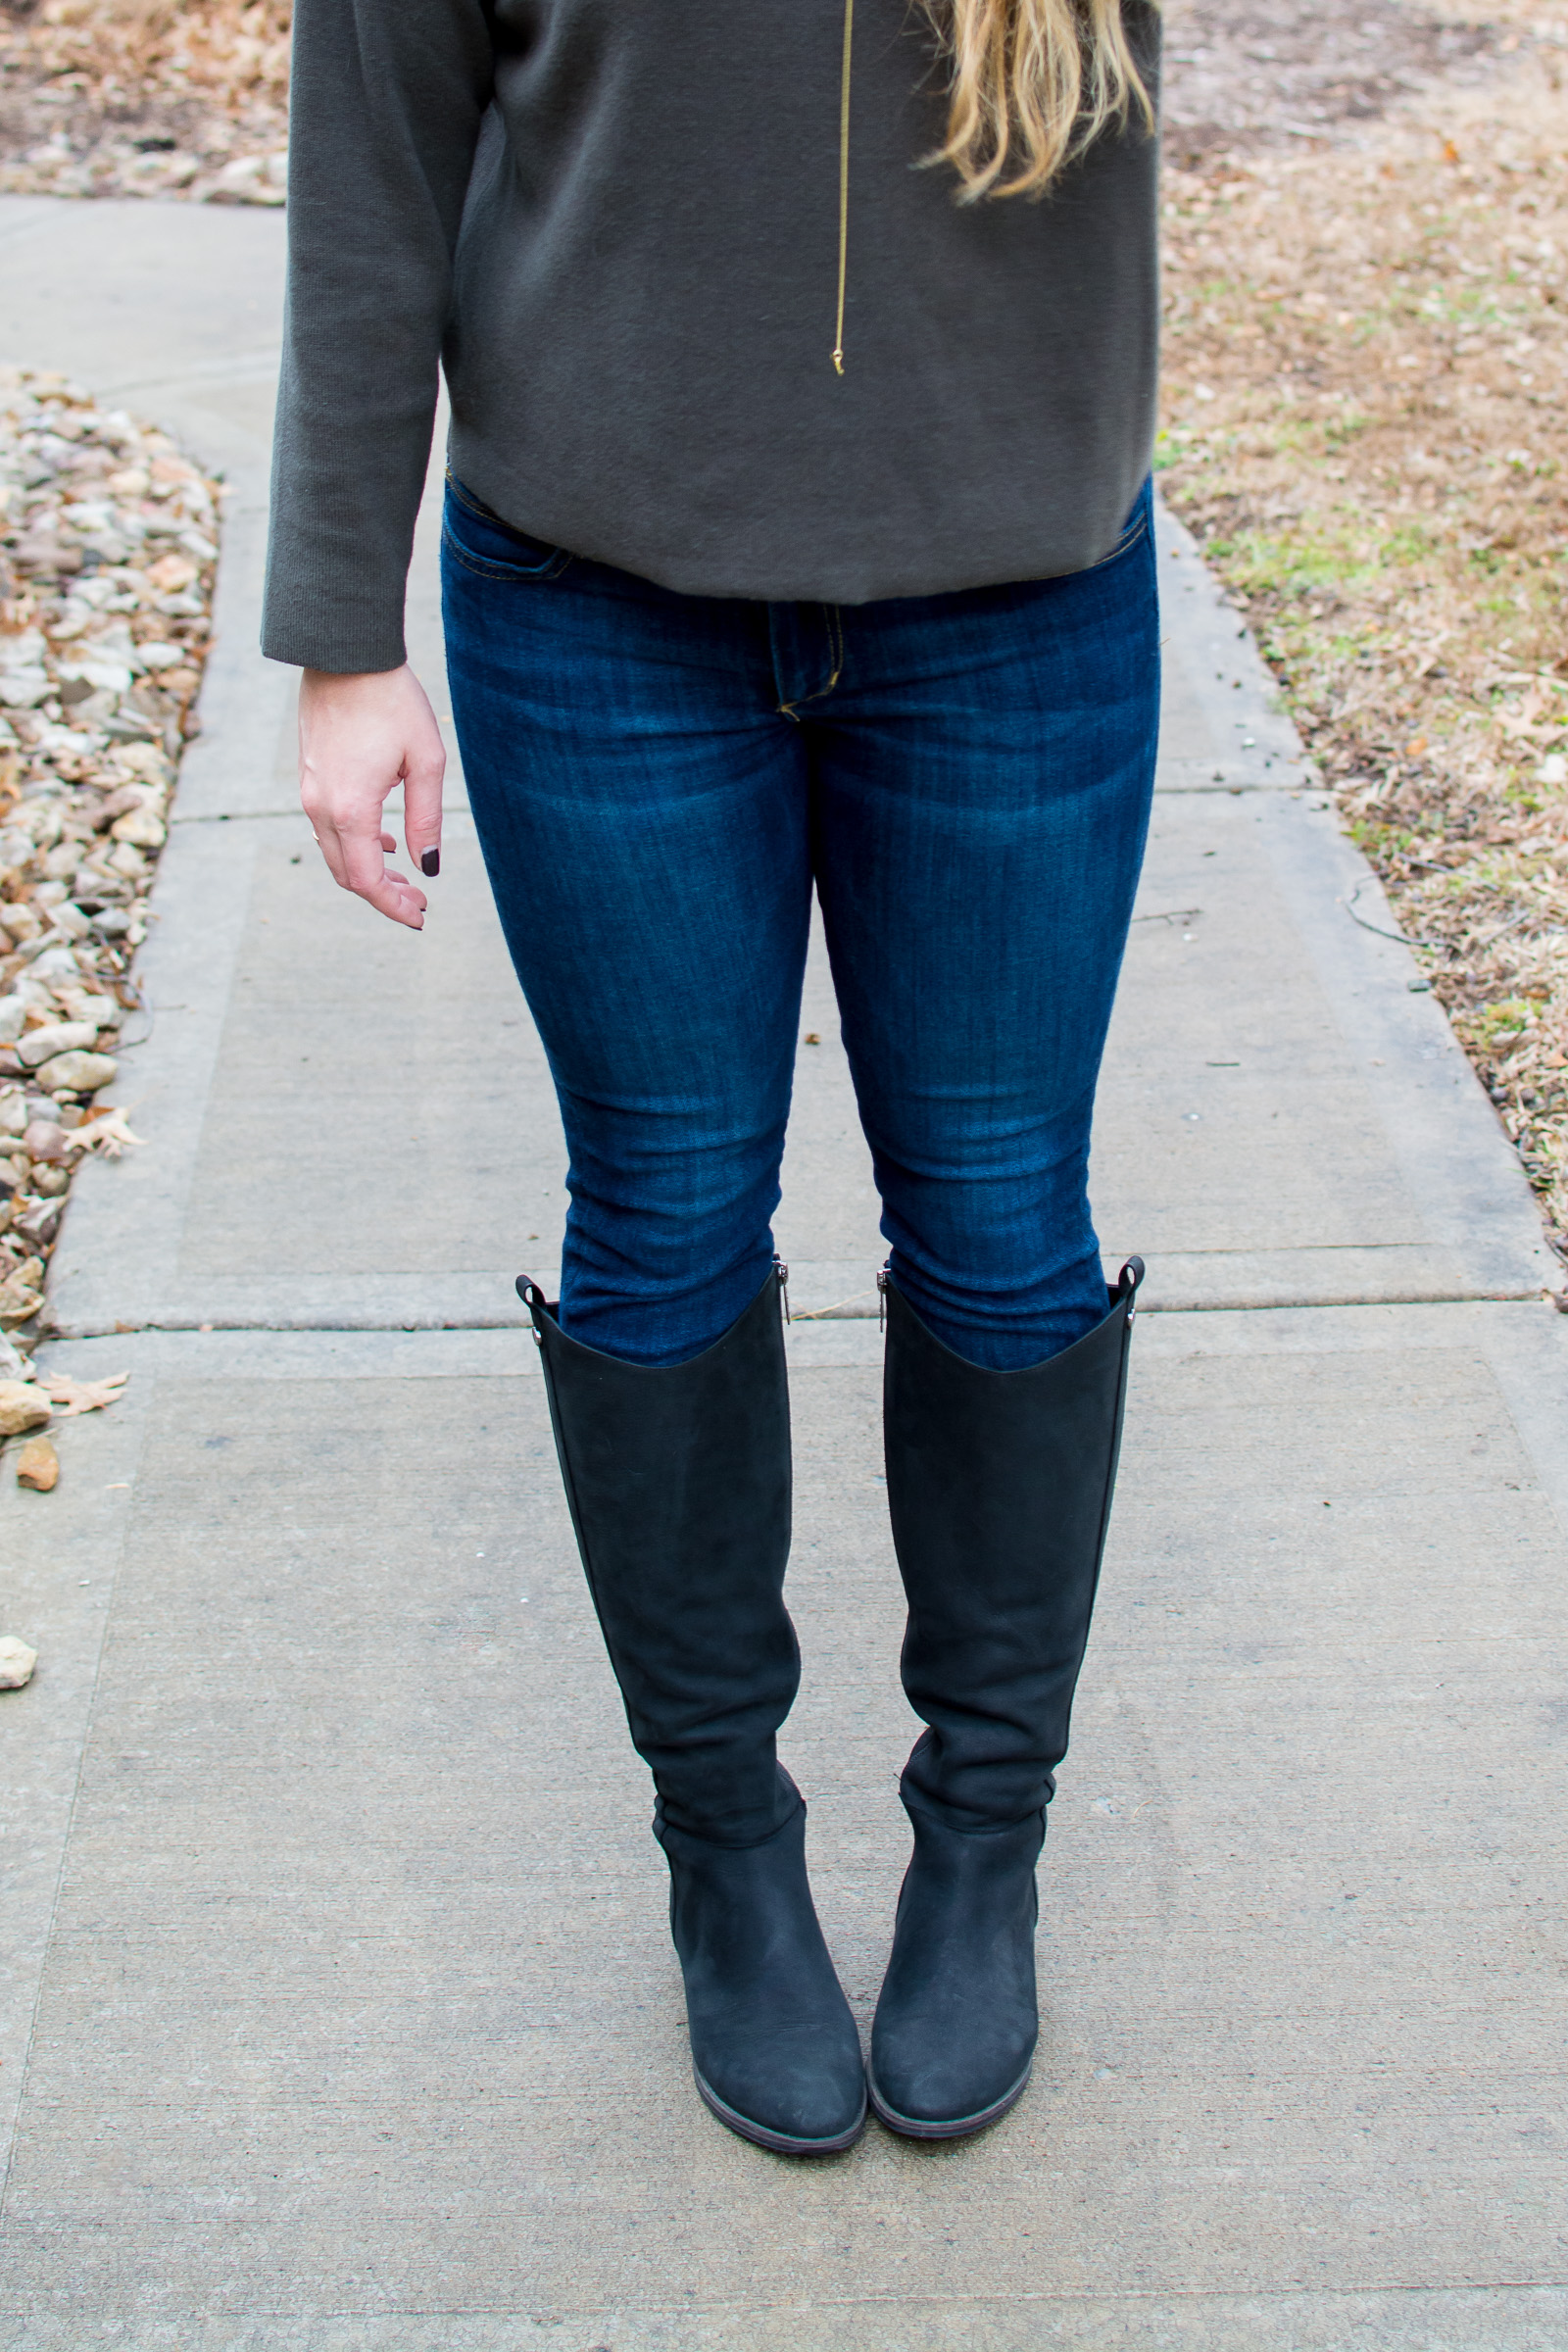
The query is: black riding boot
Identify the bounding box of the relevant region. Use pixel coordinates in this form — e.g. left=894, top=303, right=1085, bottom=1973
left=519, top=1262, right=866, bottom=2156
left=869, top=1258, right=1143, bottom=2139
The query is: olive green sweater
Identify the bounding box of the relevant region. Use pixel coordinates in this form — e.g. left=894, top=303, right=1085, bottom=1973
left=264, top=0, right=1160, bottom=672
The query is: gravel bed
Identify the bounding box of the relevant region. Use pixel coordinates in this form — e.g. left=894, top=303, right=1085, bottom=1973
left=0, top=365, right=217, bottom=1371
left=0, top=0, right=286, bottom=203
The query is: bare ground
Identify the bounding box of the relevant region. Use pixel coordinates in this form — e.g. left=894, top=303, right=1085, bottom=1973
left=1159, top=0, right=1568, bottom=1269
left=1162, top=0, right=1506, bottom=163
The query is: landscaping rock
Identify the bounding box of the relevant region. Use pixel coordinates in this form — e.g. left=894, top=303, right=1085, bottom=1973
left=32, top=1050, right=117, bottom=1093
left=0, top=368, right=218, bottom=1340
left=0, top=1636, right=37, bottom=1688
left=17, top=1022, right=99, bottom=1069
left=15, top=1436, right=58, bottom=1491
left=0, top=1379, right=51, bottom=1435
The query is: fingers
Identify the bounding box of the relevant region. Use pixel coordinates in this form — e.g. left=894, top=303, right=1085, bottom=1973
left=402, top=725, right=447, bottom=881
left=340, top=823, right=427, bottom=928
left=315, top=808, right=424, bottom=926
left=311, top=811, right=351, bottom=893
left=297, top=664, right=442, bottom=930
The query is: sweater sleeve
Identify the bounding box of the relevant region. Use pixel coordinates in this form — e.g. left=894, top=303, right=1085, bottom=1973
left=262, top=0, right=494, bottom=672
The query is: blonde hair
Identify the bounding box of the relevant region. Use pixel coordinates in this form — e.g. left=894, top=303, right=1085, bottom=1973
left=928, top=0, right=1156, bottom=201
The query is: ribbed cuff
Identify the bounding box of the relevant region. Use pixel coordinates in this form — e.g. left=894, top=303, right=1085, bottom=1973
left=260, top=579, right=409, bottom=674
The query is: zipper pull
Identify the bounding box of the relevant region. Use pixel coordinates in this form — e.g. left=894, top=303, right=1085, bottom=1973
left=774, top=1255, right=791, bottom=1322
left=877, top=1265, right=889, bottom=1331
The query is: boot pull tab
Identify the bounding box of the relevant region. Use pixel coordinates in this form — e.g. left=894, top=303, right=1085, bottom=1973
left=1117, top=1256, right=1146, bottom=1324
left=773, top=1255, right=791, bottom=1322
left=515, top=1275, right=552, bottom=1347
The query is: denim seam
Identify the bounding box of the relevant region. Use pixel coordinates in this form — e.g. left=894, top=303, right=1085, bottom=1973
left=441, top=525, right=573, bottom=584
left=443, top=469, right=573, bottom=576
left=444, top=468, right=490, bottom=519
left=824, top=604, right=845, bottom=691
left=775, top=604, right=846, bottom=716
left=1083, top=510, right=1149, bottom=573
left=445, top=468, right=547, bottom=540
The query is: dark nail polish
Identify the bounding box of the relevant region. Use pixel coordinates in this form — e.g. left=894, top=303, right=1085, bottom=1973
left=420, top=849, right=440, bottom=877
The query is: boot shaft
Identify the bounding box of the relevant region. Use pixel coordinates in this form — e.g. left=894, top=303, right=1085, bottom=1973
left=520, top=1263, right=801, bottom=1844
left=884, top=1258, right=1143, bottom=1827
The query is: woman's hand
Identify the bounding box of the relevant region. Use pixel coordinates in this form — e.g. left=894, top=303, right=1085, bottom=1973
left=298, top=664, right=447, bottom=930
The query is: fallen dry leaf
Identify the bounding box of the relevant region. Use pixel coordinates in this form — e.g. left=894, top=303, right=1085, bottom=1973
left=42, top=1371, right=128, bottom=1419
left=72, top=1108, right=145, bottom=1160
left=144, top=552, right=201, bottom=593
left=16, top=1435, right=58, bottom=1491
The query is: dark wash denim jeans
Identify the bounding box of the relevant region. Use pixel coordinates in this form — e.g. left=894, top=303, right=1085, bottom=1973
left=441, top=476, right=1159, bottom=1370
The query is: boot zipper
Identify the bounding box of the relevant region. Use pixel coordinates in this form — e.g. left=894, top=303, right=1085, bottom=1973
left=877, top=1265, right=889, bottom=1330
left=774, top=1254, right=792, bottom=1322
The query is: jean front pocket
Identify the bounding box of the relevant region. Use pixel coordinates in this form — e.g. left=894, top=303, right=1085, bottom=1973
left=442, top=477, right=573, bottom=583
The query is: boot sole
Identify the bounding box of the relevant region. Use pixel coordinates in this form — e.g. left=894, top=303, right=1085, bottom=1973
left=694, top=2066, right=868, bottom=2157
left=866, top=2058, right=1032, bottom=2141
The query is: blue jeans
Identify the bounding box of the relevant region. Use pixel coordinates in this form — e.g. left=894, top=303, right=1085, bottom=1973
left=442, top=476, right=1158, bottom=1370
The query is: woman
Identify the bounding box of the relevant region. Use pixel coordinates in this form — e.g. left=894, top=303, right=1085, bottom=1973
left=266, top=0, right=1158, bottom=2156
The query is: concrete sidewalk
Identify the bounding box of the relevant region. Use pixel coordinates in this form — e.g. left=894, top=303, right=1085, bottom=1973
left=2, top=197, right=1567, bottom=2351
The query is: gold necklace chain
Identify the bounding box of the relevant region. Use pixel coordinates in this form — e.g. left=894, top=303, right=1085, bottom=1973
left=831, top=0, right=855, bottom=374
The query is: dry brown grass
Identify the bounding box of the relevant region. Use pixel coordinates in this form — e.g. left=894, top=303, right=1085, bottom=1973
left=1159, top=35, right=1568, bottom=1268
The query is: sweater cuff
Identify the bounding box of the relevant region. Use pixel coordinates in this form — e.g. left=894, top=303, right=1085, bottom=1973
left=260, top=574, right=409, bottom=674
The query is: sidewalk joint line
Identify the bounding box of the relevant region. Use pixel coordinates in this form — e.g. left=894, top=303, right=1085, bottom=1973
left=39, top=1288, right=1555, bottom=1343
left=171, top=803, right=473, bottom=826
